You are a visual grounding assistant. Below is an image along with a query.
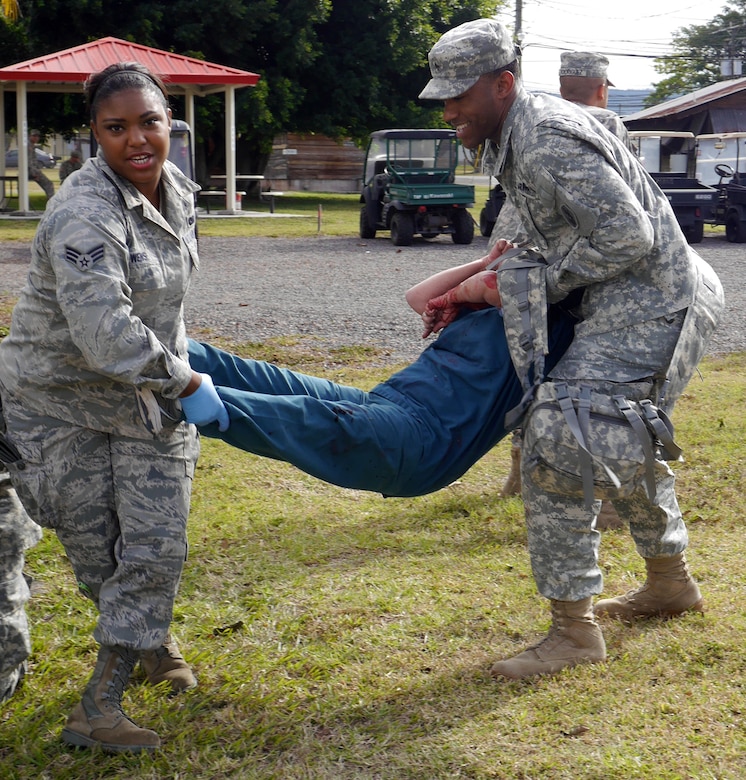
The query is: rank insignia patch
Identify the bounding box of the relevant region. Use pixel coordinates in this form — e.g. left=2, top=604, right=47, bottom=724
left=65, top=244, right=105, bottom=271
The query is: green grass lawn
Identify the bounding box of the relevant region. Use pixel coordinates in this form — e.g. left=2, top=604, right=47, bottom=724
left=1, top=188, right=744, bottom=778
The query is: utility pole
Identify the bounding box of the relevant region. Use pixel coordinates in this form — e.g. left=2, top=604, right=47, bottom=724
left=515, top=0, right=523, bottom=45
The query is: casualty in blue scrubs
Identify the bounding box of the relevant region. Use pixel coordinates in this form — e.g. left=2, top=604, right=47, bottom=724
left=188, top=305, right=574, bottom=498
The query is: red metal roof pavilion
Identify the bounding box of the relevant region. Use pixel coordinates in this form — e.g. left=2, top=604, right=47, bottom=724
left=0, top=37, right=261, bottom=213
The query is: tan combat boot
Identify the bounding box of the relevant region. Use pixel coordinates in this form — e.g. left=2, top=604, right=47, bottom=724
left=500, top=442, right=522, bottom=498
left=593, top=552, right=704, bottom=620
left=490, top=597, right=606, bottom=680
left=140, top=633, right=197, bottom=693
left=61, top=645, right=160, bottom=753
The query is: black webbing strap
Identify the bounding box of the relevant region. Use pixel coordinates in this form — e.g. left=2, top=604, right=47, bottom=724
left=613, top=395, right=657, bottom=501
left=0, top=433, right=24, bottom=468
left=555, top=382, right=619, bottom=509
left=638, top=399, right=683, bottom=462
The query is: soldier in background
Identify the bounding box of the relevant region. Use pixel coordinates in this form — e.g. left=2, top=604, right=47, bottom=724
left=58, top=149, right=83, bottom=183
left=559, top=51, right=631, bottom=148
left=27, top=129, right=54, bottom=204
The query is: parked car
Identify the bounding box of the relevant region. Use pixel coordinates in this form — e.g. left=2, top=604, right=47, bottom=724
left=4, top=147, right=57, bottom=169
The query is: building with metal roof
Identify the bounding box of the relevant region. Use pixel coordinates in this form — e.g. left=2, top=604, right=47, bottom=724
left=0, top=36, right=260, bottom=213
left=624, top=77, right=746, bottom=136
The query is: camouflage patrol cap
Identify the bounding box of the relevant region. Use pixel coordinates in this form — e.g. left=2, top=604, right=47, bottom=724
left=559, top=51, right=615, bottom=86
left=419, top=18, right=519, bottom=100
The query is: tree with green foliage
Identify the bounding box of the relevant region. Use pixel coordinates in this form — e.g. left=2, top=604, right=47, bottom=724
left=2, top=0, right=499, bottom=178
left=647, top=1, right=746, bottom=106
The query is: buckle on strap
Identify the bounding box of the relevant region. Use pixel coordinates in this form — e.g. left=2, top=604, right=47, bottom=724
left=555, top=382, right=612, bottom=509
left=638, top=399, right=683, bottom=461
left=613, top=396, right=657, bottom=502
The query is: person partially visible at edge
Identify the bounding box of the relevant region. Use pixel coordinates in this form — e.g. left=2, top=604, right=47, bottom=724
left=27, top=129, right=55, bottom=205
left=0, top=62, right=229, bottom=752
left=419, top=18, right=724, bottom=680
left=0, top=467, right=42, bottom=705
left=58, top=148, right=83, bottom=183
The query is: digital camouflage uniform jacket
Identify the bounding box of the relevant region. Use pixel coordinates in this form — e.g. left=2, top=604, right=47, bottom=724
left=574, top=103, right=631, bottom=149
left=0, top=155, right=200, bottom=439
left=491, top=88, right=698, bottom=343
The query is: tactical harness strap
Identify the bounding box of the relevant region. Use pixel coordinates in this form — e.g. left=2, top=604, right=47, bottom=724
left=495, top=244, right=723, bottom=509
left=612, top=395, right=658, bottom=503
left=494, top=249, right=549, bottom=430
left=551, top=380, right=683, bottom=508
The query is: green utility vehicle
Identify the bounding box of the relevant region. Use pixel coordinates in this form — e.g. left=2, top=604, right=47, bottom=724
left=359, top=129, right=475, bottom=246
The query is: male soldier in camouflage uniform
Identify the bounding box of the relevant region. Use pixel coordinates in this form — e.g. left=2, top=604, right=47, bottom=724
left=420, top=18, right=724, bottom=679
left=497, top=51, right=630, bottom=532
left=58, top=149, right=83, bottom=183
left=559, top=51, right=631, bottom=148
left=0, top=468, right=42, bottom=704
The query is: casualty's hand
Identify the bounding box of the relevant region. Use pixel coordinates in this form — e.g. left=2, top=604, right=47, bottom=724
left=421, top=270, right=501, bottom=337
left=180, top=373, right=230, bottom=431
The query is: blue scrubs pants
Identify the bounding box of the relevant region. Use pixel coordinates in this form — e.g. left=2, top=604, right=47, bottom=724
left=188, top=306, right=574, bottom=497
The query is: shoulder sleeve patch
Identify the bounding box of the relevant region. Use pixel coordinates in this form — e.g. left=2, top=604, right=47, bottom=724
left=64, top=244, right=105, bottom=271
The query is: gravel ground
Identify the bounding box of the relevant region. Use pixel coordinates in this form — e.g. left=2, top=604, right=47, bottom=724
left=0, top=233, right=742, bottom=365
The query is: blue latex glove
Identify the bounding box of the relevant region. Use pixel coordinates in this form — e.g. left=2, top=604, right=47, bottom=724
left=180, top=373, right=230, bottom=431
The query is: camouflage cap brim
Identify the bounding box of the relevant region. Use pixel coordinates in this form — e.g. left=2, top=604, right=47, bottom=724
left=419, top=74, right=480, bottom=101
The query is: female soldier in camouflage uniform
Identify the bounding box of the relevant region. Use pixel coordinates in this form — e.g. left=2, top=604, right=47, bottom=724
left=0, top=63, right=228, bottom=752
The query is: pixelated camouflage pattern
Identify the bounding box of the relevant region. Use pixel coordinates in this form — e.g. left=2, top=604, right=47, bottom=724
left=658, top=253, right=725, bottom=410
left=578, top=105, right=631, bottom=149
left=488, top=199, right=528, bottom=248
left=419, top=18, right=517, bottom=100
left=487, top=102, right=632, bottom=250
left=491, top=89, right=710, bottom=349
left=0, top=471, right=42, bottom=687
left=2, top=405, right=198, bottom=651
left=522, top=451, right=687, bottom=601
left=523, top=380, right=659, bottom=499
left=0, top=154, right=200, bottom=440
left=0, top=151, right=203, bottom=652
left=485, top=86, right=723, bottom=601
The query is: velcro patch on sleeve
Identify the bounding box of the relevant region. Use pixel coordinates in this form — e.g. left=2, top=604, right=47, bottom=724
left=64, top=244, right=104, bottom=271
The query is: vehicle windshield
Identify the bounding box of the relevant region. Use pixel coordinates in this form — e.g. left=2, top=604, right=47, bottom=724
left=364, top=135, right=457, bottom=183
